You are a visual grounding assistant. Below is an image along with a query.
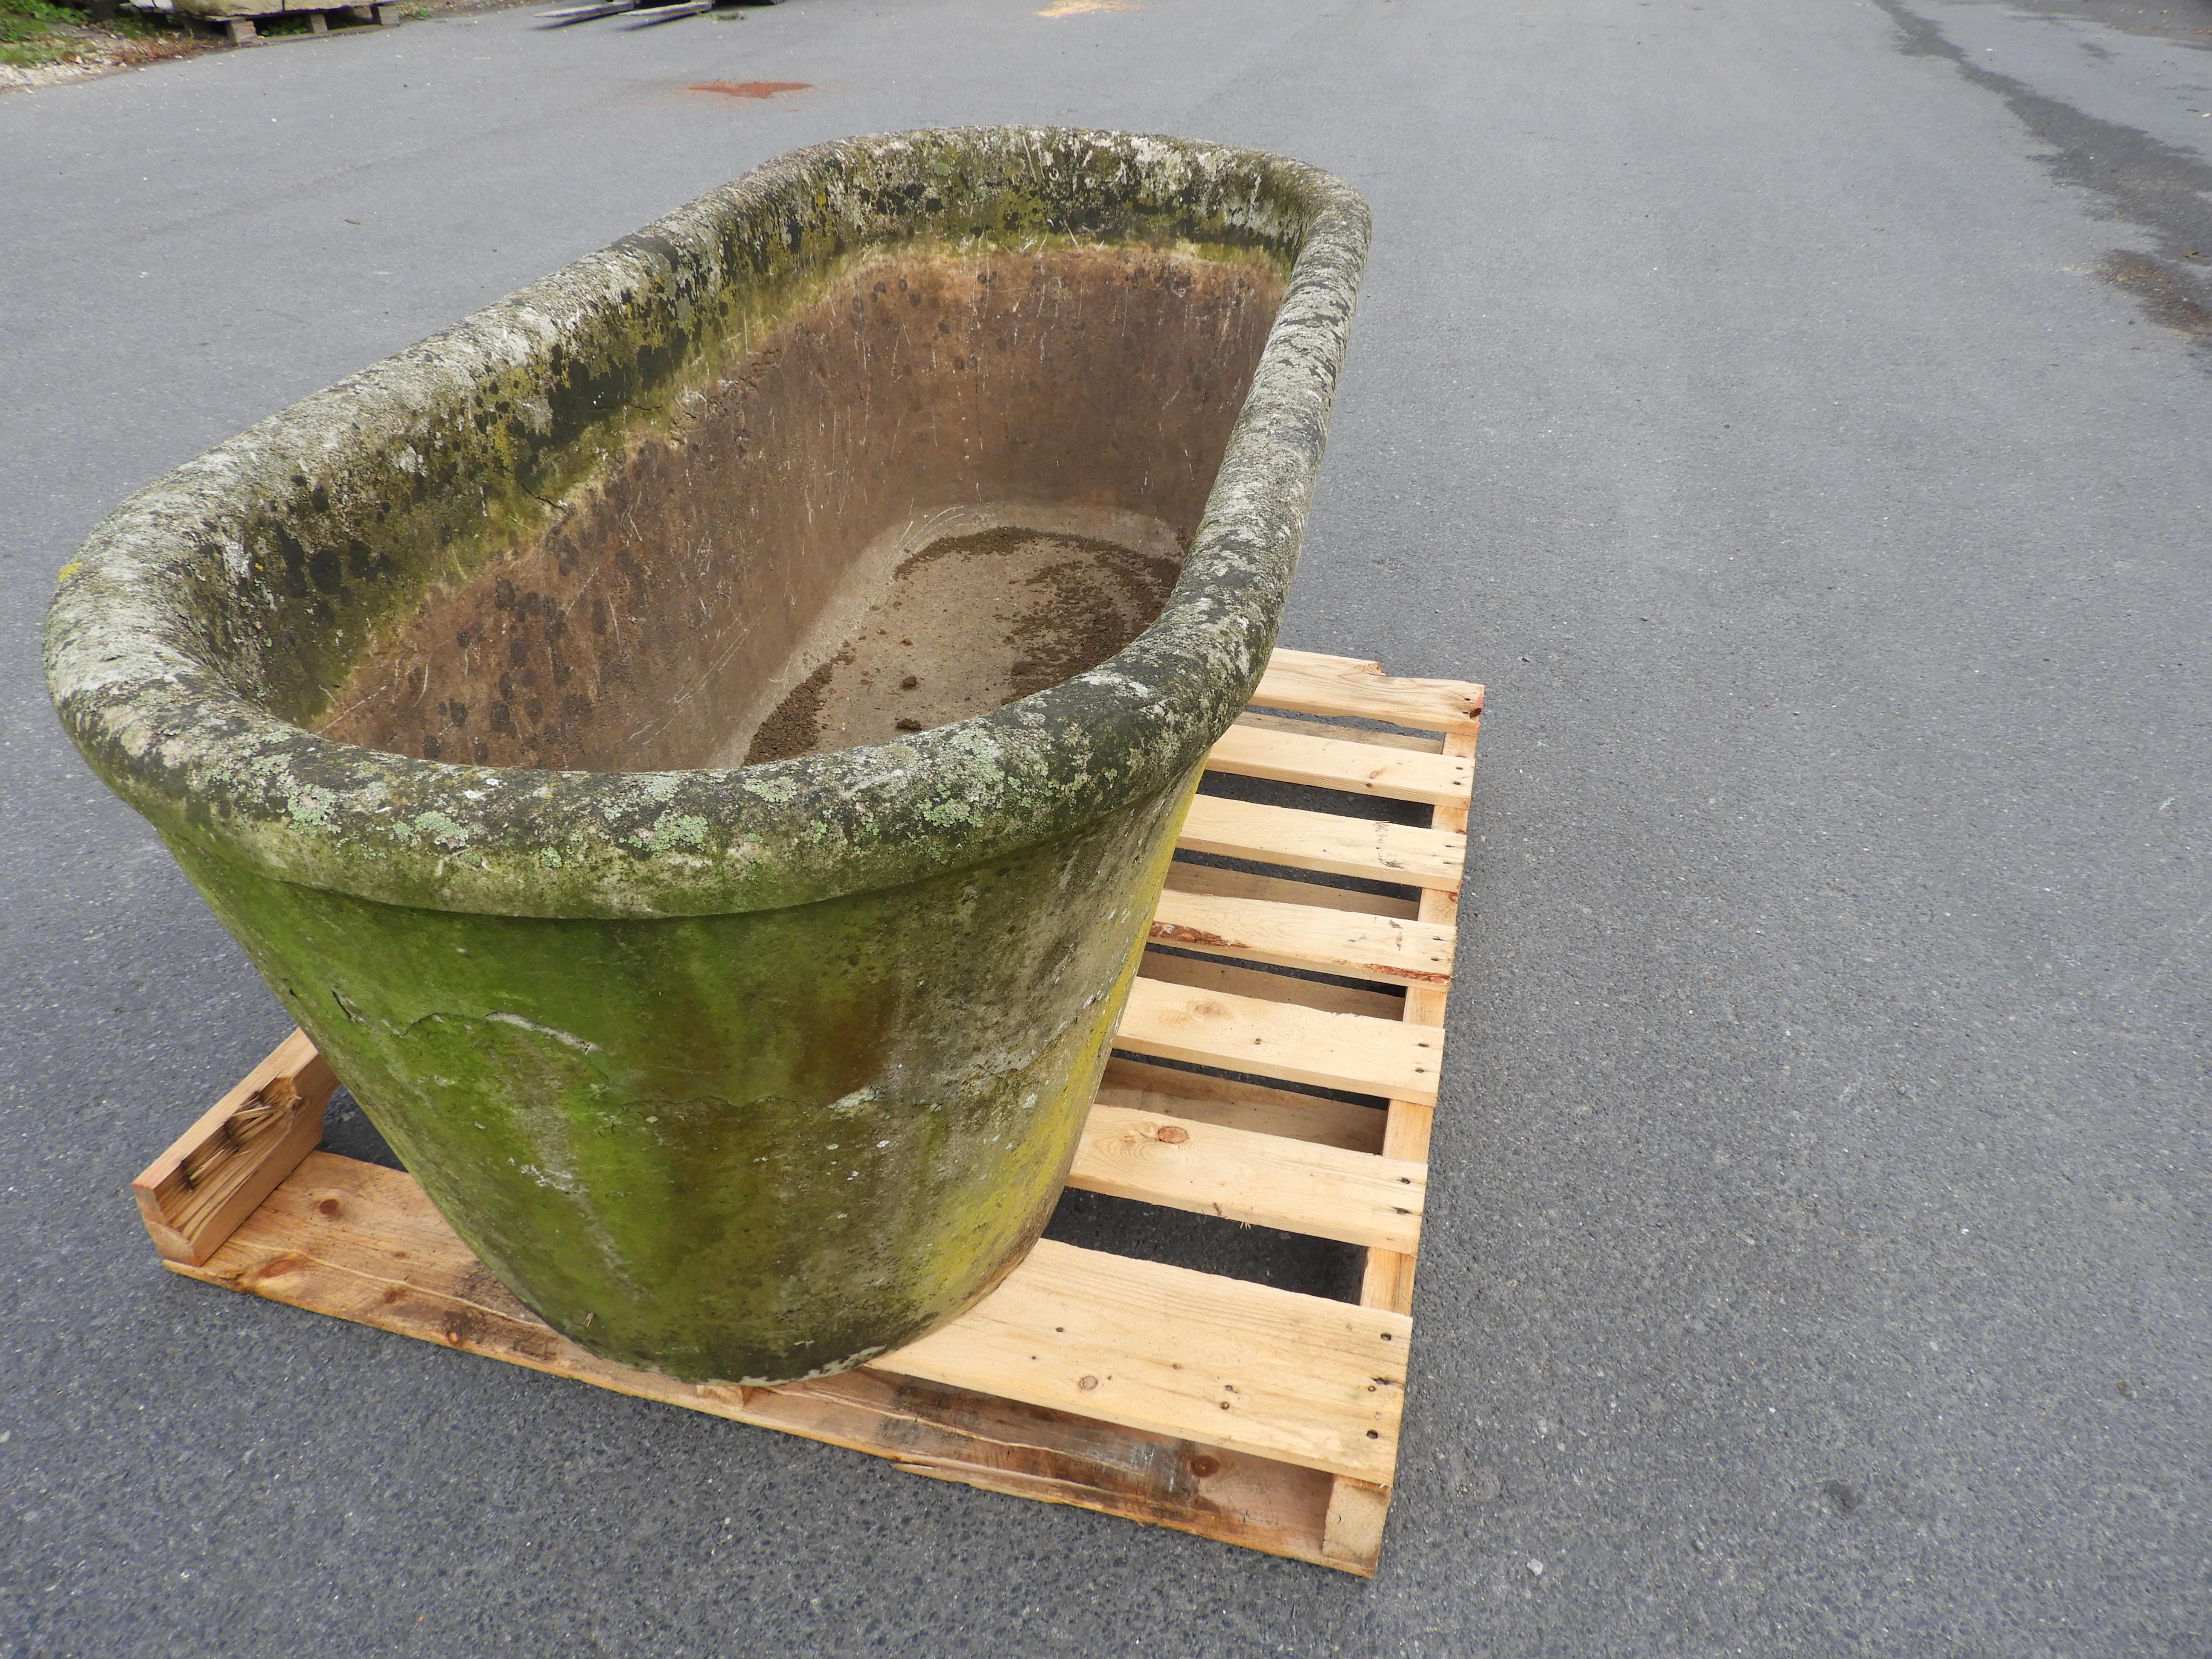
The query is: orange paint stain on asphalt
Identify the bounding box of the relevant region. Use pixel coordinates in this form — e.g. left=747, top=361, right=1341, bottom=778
left=685, top=80, right=813, bottom=99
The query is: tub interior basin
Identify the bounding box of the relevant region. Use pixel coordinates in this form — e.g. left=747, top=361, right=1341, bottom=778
left=315, top=244, right=1286, bottom=771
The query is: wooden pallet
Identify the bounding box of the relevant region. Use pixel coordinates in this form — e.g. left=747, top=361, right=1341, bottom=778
left=131, top=647, right=1481, bottom=1576
left=177, top=3, right=399, bottom=45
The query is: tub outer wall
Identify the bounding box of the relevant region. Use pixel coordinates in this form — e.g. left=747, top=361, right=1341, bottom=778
left=166, top=771, right=1198, bottom=1382
left=44, top=129, right=1370, bottom=1384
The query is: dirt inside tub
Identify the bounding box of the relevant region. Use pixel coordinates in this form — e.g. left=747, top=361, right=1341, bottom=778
left=317, top=244, right=1284, bottom=771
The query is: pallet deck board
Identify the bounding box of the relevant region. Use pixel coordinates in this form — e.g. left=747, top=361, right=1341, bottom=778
left=1254, top=651, right=1483, bottom=734
left=1114, top=978, right=1443, bottom=1106
left=1205, top=723, right=1474, bottom=809
left=1150, top=888, right=1456, bottom=987
left=1094, top=1058, right=1386, bottom=1154
left=1175, top=794, right=1464, bottom=892
left=1133, top=947, right=1407, bottom=1022
left=1065, top=1105, right=1424, bottom=1253
left=878, top=1240, right=1408, bottom=1483
left=132, top=646, right=1481, bottom=1576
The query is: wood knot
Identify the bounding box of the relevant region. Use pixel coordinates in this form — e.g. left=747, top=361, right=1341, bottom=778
left=316, top=1196, right=341, bottom=1217
left=1187, top=1455, right=1221, bottom=1479
left=1077, top=1374, right=1100, bottom=1391
left=1152, top=1124, right=1189, bottom=1145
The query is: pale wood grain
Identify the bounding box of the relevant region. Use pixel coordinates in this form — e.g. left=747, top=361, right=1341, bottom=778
left=1137, top=946, right=1406, bottom=1022
left=1267, top=647, right=1380, bottom=674
left=1096, top=1058, right=1386, bottom=1153
left=1206, top=723, right=1474, bottom=808
left=1152, top=888, right=1455, bottom=988
left=1116, top=978, right=1443, bottom=1105
left=1321, top=1479, right=1392, bottom=1570
left=1065, top=1105, right=1423, bottom=1252
left=1257, top=651, right=1483, bottom=734
left=879, top=1239, right=1408, bottom=1483
left=132, top=1028, right=337, bottom=1266
left=1355, top=722, right=1478, bottom=1313
left=1177, top=795, right=1464, bottom=891
left=1329, top=720, right=1478, bottom=1566
left=181, top=1155, right=1406, bottom=1484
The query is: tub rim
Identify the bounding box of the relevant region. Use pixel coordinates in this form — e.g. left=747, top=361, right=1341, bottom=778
left=43, top=127, right=1371, bottom=920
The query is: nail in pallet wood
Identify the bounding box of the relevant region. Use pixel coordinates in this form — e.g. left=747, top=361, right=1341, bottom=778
left=131, top=647, right=1481, bottom=1576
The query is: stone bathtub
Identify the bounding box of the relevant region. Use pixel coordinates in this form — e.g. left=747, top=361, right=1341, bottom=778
left=45, top=128, right=1370, bottom=1385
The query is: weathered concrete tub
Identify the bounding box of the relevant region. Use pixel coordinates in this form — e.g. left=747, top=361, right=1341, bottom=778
left=45, top=128, right=1370, bottom=1384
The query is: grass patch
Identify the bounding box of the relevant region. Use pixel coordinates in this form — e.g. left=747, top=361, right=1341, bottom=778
left=0, top=0, right=205, bottom=77
left=0, top=0, right=95, bottom=67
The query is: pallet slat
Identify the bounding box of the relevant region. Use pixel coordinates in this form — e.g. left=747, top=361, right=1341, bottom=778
left=181, top=1155, right=1406, bottom=1485
left=1177, top=795, right=1464, bottom=891
left=1065, top=1105, right=1423, bottom=1253
left=1254, top=653, right=1482, bottom=734
left=1205, top=723, right=1473, bottom=808
left=1096, top=1058, right=1385, bottom=1153
left=1135, top=948, right=1405, bottom=1022
left=880, top=1240, right=1406, bottom=1483
left=1152, top=888, right=1455, bottom=988
left=1114, top=978, right=1442, bottom=1106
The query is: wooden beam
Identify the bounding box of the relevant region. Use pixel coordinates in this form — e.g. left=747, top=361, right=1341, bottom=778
left=1097, top=1058, right=1386, bottom=1153
left=880, top=1239, right=1407, bottom=1483
left=1152, top=888, right=1455, bottom=988
left=1355, top=725, right=1478, bottom=1310
left=1177, top=794, right=1464, bottom=892
left=1268, top=647, right=1380, bottom=674
left=1065, top=1105, right=1423, bottom=1253
left=1258, top=650, right=1483, bottom=734
left=1327, top=719, right=1480, bottom=1566
left=1137, top=947, right=1406, bottom=1022
left=1321, top=1478, right=1391, bottom=1572
left=1207, top=724, right=1474, bottom=809
left=179, top=1153, right=1406, bottom=1487
left=132, top=1029, right=336, bottom=1266
left=1115, top=978, right=1442, bottom=1106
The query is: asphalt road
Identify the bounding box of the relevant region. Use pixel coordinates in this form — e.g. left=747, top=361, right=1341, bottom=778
left=4, top=0, right=2209, bottom=1653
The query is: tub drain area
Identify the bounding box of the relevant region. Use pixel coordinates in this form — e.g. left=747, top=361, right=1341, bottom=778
left=313, top=244, right=1281, bottom=773
left=735, top=507, right=1182, bottom=765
